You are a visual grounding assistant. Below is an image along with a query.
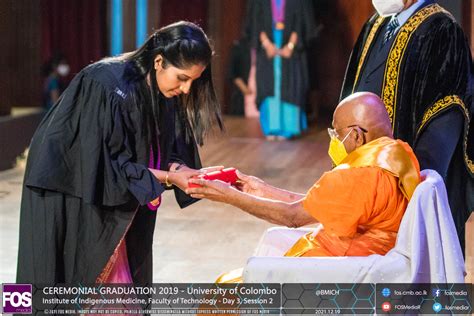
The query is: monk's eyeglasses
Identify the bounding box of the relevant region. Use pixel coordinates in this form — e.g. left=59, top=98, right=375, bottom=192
left=327, top=125, right=368, bottom=140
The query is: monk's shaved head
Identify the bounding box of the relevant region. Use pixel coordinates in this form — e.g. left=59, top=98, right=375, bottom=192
left=333, top=92, right=393, bottom=143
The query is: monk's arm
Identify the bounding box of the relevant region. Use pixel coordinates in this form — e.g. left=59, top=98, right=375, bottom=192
left=231, top=192, right=315, bottom=227
left=235, top=171, right=305, bottom=202
left=259, top=183, right=306, bottom=202
left=186, top=179, right=316, bottom=227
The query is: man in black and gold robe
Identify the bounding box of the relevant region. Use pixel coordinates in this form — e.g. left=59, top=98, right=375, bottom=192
left=340, top=0, right=473, bottom=252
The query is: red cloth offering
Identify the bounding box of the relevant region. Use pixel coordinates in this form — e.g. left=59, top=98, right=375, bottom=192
left=189, top=168, right=238, bottom=188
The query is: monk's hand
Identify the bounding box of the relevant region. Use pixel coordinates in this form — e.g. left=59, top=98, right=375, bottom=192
left=234, top=170, right=266, bottom=198
left=168, top=167, right=201, bottom=191
left=186, top=179, right=238, bottom=203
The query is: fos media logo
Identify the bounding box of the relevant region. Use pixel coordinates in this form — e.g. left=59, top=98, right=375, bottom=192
left=2, top=284, right=32, bottom=314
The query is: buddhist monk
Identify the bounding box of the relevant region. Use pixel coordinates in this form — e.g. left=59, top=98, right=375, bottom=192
left=187, top=92, right=420, bottom=261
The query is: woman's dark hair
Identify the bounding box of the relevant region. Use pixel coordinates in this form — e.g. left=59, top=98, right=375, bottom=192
left=119, top=21, right=222, bottom=146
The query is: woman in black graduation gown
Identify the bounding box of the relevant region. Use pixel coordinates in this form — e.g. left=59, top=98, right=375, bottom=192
left=17, top=21, right=222, bottom=285
left=246, top=0, right=316, bottom=139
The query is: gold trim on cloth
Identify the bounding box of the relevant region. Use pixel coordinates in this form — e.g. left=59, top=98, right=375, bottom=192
left=417, top=95, right=473, bottom=174
left=337, top=137, right=420, bottom=200
left=215, top=268, right=243, bottom=284
left=467, top=152, right=474, bottom=174
left=381, top=4, right=447, bottom=126
left=352, top=16, right=386, bottom=93
left=417, top=95, right=468, bottom=134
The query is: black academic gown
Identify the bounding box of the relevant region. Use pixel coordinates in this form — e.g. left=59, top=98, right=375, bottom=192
left=17, top=60, right=201, bottom=285
left=340, top=3, right=474, bottom=252
left=246, top=0, right=316, bottom=108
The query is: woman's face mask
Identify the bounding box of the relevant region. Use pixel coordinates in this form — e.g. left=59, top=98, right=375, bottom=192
left=327, top=127, right=354, bottom=166
left=372, top=0, right=405, bottom=17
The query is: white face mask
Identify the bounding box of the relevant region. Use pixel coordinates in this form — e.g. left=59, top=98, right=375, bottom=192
left=57, top=64, right=70, bottom=76
left=372, top=0, right=405, bottom=17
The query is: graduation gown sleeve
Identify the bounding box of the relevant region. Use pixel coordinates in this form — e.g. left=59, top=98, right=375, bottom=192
left=24, top=66, right=164, bottom=207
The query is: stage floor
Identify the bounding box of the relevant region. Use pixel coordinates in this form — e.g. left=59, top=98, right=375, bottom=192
left=0, top=116, right=331, bottom=282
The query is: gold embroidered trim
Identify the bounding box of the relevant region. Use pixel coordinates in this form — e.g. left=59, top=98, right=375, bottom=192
left=417, top=95, right=473, bottom=174
left=417, top=95, right=466, bottom=133
left=352, top=16, right=385, bottom=93
left=464, top=116, right=474, bottom=174
left=382, top=4, right=446, bottom=126
left=467, top=149, right=474, bottom=174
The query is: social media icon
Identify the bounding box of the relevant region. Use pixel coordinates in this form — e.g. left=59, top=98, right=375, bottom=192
left=432, top=288, right=441, bottom=297
left=381, top=288, right=391, bottom=297
left=433, top=302, right=442, bottom=313
left=381, top=302, right=391, bottom=312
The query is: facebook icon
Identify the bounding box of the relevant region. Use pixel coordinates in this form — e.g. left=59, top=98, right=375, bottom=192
left=432, top=288, right=441, bottom=297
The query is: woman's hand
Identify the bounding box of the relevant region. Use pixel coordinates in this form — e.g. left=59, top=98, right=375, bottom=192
left=234, top=170, right=267, bottom=198
left=279, top=32, right=298, bottom=59
left=279, top=45, right=294, bottom=58
left=160, top=164, right=226, bottom=192
left=260, top=32, right=278, bottom=59
left=167, top=166, right=201, bottom=191
left=263, top=42, right=278, bottom=58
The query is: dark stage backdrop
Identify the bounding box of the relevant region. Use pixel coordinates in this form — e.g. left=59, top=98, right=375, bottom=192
left=0, top=0, right=41, bottom=115
left=159, top=0, right=208, bottom=29
left=2, top=0, right=471, bottom=116
left=40, top=0, right=108, bottom=82
left=309, top=0, right=375, bottom=117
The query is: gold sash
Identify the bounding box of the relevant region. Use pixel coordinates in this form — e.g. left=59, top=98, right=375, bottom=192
left=337, top=136, right=420, bottom=200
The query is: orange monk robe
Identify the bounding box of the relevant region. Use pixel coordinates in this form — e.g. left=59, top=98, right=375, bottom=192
left=294, top=167, right=407, bottom=256
left=285, top=137, right=420, bottom=257
left=215, top=137, right=420, bottom=284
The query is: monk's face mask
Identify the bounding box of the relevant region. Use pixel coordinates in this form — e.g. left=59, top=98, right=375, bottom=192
left=327, top=127, right=354, bottom=166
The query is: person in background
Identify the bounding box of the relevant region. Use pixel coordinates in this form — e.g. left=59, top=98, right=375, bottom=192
left=246, top=0, right=316, bottom=140
left=41, top=55, right=70, bottom=110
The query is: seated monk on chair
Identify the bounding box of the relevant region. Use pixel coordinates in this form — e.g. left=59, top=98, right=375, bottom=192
left=187, top=92, right=421, bottom=282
